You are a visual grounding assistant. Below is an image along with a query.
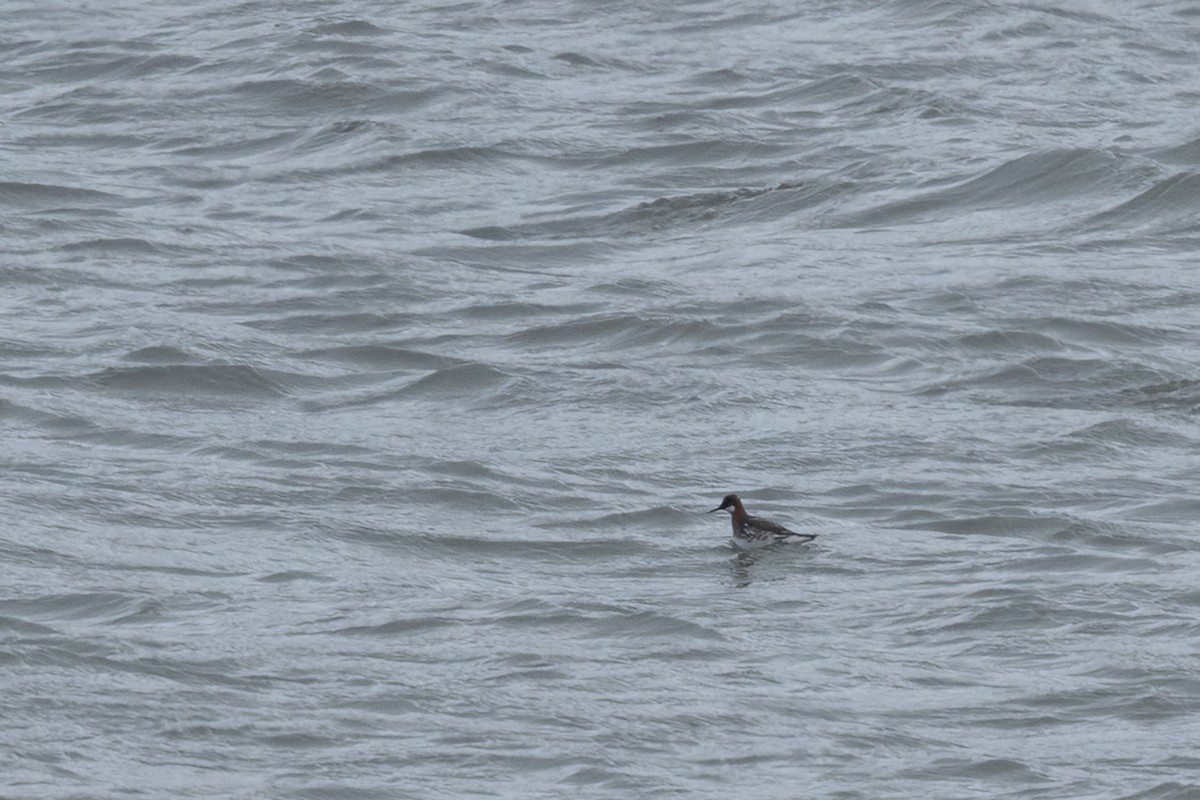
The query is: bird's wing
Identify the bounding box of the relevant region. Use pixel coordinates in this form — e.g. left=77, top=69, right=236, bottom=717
left=746, top=516, right=795, bottom=534
left=748, top=515, right=817, bottom=542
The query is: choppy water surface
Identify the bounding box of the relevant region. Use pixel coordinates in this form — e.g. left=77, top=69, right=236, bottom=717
left=5, top=1, right=1200, bottom=797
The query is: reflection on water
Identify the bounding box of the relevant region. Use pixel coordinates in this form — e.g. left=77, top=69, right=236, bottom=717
left=728, top=542, right=821, bottom=589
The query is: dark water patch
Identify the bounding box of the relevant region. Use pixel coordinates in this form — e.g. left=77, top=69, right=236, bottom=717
left=917, top=356, right=1187, bottom=410
left=480, top=653, right=572, bottom=683
left=0, top=592, right=152, bottom=624
left=167, top=129, right=302, bottom=159
left=954, top=328, right=1066, bottom=355
left=1119, top=783, right=1200, bottom=800
left=686, top=67, right=749, bottom=88
left=783, top=72, right=880, bottom=106
left=1024, top=316, right=1173, bottom=348
left=426, top=459, right=509, bottom=481
left=0, top=398, right=97, bottom=436
left=934, top=600, right=1058, bottom=633
left=228, top=78, right=433, bottom=117
left=0, top=535, right=85, bottom=570
left=561, top=763, right=641, bottom=791
left=1170, top=590, right=1200, bottom=610
left=290, top=786, right=395, bottom=800
left=405, top=484, right=524, bottom=514
left=617, top=180, right=818, bottom=226
left=552, top=505, right=695, bottom=532
left=395, top=363, right=515, bottom=401
left=0, top=181, right=128, bottom=209
left=92, top=364, right=290, bottom=398
left=903, top=756, right=1047, bottom=783
left=825, top=484, right=961, bottom=526
left=192, top=444, right=276, bottom=464
left=49, top=650, right=274, bottom=689
left=307, top=18, right=390, bottom=38
left=334, top=694, right=422, bottom=717
left=1121, top=377, right=1200, bottom=412
left=906, top=514, right=1067, bottom=538
left=122, top=345, right=202, bottom=364
left=120, top=563, right=245, bottom=580
left=1040, top=518, right=1167, bottom=553
left=331, top=616, right=460, bottom=637
left=602, top=140, right=793, bottom=169
left=845, top=148, right=1144, bottom=227
left=842, top=85, right=962, bottom=121
left=1117, top=497, right=1200, bottom=525
left=417, top=241, right=616, bottom=271
left=1085, top=171, right=1200, bottom=234
left=581, top=609, right=726, bottom=642
left=297, top=374, right=446, bottom=412
left=1052, top=418, right=1192, bottom=452
left=193, top=440, right=385, bottom=473
left=587, top=276, right=681, bottom=299
left=159, top=165, right=252, bottom=191
left=288, top=118, right=392, bottom=157
left=257, top=571, right=335, bottom=584
left=455, top=300, right=595, bottom=322
left=458, top=181, right=817, bottom=240
left=57, top=237, right=167, bottom=256
left=250, top=439, right=379, bottom=459
left=1006, top=551, right=1162, bottom=575
left=506, top=313, right=720, bottom=353
left=263, top=252, right=389, bottom=278
left=417, top=535, right=650, bottom=560
left=552, top=51, right=602, bottom=68
left=0, top=336, right=60, bottom=360
left=456, top=224, right=549, bottom=241
left=23, top=51, right=202, bottom=84
left=1011, top=683, right=1145, bottom=718
left=320, top=206, right=386, bottom=223
left=0, top=616, right=58, bottom=636
left=1157, top=135, right=1200, bottom=166
left=243, top=311, right=416, bottom=334
left=301, top=345, right=460, bottom=371
left=873, top=0, right=994, bottom=28
left=375, top=144, right=535, bottom=173
left=475, top=598, right=726, bottom=643
left=742, top=328, right=892, bottom=371
left=423, top=460, right=576, bottom=497
left=15, top=131, right=151, bottom=153
left=1106, top=691, right=1200, bottom=722
left=258, top=732, right=342, bottom=751
left=71, top=426, right=196, bottom=452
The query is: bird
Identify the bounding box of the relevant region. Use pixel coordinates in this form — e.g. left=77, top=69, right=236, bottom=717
left=709, top=493, right=817, bottom=548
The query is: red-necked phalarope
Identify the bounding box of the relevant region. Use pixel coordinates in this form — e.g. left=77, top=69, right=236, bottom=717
left=709, top=493, right=817, bottom=548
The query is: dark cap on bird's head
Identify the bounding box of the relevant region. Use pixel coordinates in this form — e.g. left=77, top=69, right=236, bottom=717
left=709, top=493, right=741, bottom=513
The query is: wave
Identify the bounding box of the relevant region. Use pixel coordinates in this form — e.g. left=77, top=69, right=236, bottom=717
left=506, top=312, right=719, bottom=352
left=303, top=362, right=519, bottom=411
left=57, top=237, right=166, bottom=255
left=843, top=148, right=1148, bottom=228
left=1084, top=171, right=1200, bottom=235
left=916, top=355, right=1199, bottom=411
left=458, top=181, right=823, bottom=240
left=301, top=345, right=459, bottom=371
left=0, top=591, right=158, bottom=625
left=396, top=363, right=514, bottom=399
left=0, top=181, right=130, bottom=210
left=91, top=364, right=290, bottom=398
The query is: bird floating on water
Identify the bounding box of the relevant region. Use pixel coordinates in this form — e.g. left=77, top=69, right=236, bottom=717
left=709, top=493, right=817, bottom=548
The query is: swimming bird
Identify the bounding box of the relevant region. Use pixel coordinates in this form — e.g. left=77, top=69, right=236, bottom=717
left=709, top=493, right=817, bottom=547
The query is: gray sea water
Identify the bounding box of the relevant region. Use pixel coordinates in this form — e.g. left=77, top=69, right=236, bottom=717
left=5, top=1, right=1200, bottom=797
